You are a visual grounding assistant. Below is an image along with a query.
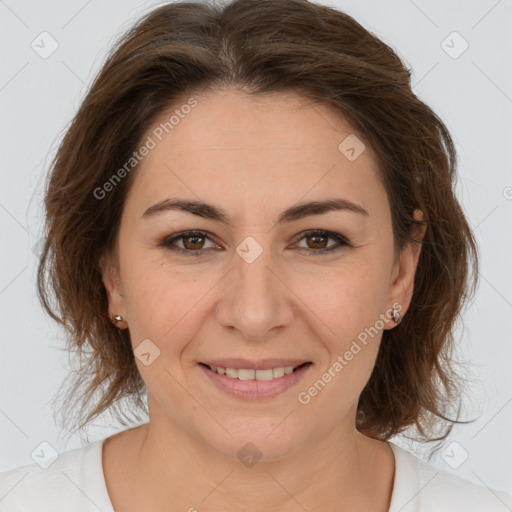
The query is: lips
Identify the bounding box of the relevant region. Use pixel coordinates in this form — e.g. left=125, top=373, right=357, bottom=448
left=200, top=358, right=310, bottom=370
left=198, top=359, right=313, bottom=399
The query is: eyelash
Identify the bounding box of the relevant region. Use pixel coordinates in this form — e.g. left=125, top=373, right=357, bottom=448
left=160, top=229, right=351, bottom=257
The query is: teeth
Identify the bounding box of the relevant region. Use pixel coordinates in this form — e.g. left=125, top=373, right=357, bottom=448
left=238, top=368, right=255, bottom=380
left=208, top=365, right=301, bottom=380
left=273, top=367, right=285, bottom=378
left=226, top=367, right=238, bottom=378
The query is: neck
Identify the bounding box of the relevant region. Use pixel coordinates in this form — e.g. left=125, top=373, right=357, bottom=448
left=111, top=411, right=395, bottom=511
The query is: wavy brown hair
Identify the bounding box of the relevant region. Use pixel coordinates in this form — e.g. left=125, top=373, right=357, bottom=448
left=37, top=0, right=479, bottom=452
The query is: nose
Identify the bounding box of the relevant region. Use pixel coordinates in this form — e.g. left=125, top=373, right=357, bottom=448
left=215, top=248, right=295, bottom=341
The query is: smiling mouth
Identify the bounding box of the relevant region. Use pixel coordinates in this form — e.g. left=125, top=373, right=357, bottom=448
left=199, top=362, right=312, bottom=381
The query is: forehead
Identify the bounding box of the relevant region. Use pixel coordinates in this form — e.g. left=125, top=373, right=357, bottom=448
left=123, top=88, right=387, bottom=224
left=150, top=88, right=369, bottom=155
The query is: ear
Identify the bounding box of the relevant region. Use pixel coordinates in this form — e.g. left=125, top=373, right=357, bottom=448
left=385, top=209, right=426, bottom=328
left=99, top=251, right=127, bottom=325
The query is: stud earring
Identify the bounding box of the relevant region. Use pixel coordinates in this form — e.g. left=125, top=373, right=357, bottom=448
left=111, top=314, right=128, bottom=329
left=391, top=308, right=401, bottom=324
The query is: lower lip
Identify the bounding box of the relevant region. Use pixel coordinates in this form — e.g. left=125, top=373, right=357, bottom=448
left=199, top=363, right=312, bottom=400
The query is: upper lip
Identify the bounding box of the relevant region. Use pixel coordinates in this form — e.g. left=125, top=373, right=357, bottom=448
left=200, top=358, right=311, bottom=370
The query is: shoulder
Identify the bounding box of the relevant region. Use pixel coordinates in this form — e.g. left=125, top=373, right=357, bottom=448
left=417, top=459, right=512, bottom=511
left=0, top=439, right=109, bottom=512
left=389, top=442, right=512, bottom=512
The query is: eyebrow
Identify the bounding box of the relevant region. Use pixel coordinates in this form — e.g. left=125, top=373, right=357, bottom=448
left=141, top=197, right=369, bottom=224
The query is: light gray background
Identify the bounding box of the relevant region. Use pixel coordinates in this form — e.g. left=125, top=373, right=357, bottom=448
left=1, top=0, right=511, bottom=495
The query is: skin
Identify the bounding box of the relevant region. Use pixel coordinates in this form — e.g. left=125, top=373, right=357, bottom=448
left=100, top=87, right=425, bottom=512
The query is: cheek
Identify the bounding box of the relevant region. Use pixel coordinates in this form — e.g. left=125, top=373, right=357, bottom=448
left=293, top=263, right=389, bottom=412
left=292, top=255, right=392, bottom=389
left=292, top=253, right=391, bottom=331
left=121, top=257, right=216, bottom=358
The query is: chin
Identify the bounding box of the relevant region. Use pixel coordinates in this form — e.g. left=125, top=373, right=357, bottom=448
left=199, top=416, right=309, bottom=463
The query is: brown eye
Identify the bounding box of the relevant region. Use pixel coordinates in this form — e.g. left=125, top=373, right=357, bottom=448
left=181, top=234, right=206, bottom=250
left=305, top=233, right=329, bottom=250
left=161, top=231, right=217, bottom=255
left=294, top=230, right=350, bottom=255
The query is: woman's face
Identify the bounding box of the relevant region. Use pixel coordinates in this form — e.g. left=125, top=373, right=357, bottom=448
left=102, top=88, right=422, bottom=460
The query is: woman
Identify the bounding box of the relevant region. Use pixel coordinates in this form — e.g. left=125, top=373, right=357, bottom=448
left=1, top=0, right=510, bottom=510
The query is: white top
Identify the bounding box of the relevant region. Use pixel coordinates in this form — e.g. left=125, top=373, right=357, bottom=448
left=1, top=438, right=511, bottom=511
